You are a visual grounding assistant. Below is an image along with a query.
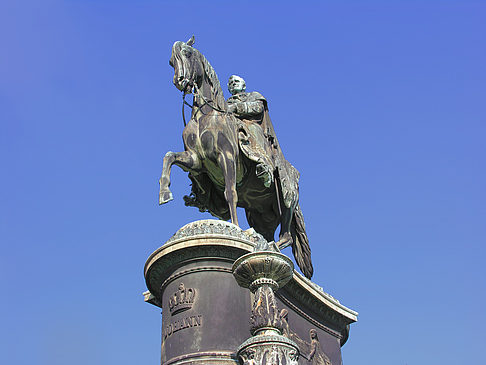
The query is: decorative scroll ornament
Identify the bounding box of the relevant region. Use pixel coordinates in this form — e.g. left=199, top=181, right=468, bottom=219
left=238, top=338, right=299, bottom=365
left=249, top=284, right=283, bottom=335
left=166, top=219, right=267, bottom=247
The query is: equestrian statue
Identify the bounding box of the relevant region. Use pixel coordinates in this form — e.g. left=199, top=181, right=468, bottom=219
left=158, top=36, right=313, bottom=279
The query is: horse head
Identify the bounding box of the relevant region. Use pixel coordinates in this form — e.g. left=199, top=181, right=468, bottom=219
left=169, top=35, right=203, bottom=94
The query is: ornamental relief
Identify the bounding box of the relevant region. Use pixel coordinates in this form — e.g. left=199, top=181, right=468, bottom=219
left=280, top=309, right=332, bottom=365
left=163, top=282, right=203, bottom=341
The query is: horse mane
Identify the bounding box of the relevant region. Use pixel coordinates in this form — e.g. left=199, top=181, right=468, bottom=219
left=197, top=51, right=227, bottom=111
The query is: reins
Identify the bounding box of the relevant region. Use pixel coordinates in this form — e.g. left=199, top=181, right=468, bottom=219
left=181, top=83, right=226, bottom=127
left=181, top=92, right=192, bottom=127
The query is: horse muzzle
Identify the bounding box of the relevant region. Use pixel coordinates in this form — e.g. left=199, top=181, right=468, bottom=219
left=174, top=76, right=193, bottom=94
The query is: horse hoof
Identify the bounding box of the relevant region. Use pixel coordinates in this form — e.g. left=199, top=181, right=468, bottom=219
left=159, top=190, right=174, bottom=205
left=277, top=233, right=293, bottom=250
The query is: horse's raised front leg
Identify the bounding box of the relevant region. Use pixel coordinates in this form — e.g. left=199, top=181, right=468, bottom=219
left=159, top=150, right=200, bottom=205
left=217, top=153, right=239, bottom=226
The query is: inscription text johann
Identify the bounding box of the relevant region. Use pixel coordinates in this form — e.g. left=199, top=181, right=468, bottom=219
left=163, top=315, right=203, bottom=340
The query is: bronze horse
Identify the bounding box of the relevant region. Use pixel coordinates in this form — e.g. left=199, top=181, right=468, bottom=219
left=158, top=37, right=313, bottom=278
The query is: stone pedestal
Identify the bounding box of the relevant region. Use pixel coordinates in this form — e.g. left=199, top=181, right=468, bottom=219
left=144, top=220, right=357, bottom=365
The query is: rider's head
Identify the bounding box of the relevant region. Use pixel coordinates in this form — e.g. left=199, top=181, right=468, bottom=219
left=228, top=75, right=246, bottom=95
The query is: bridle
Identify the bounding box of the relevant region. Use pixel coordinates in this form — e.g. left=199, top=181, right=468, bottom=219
left=181, top=82, right=226, bottom=127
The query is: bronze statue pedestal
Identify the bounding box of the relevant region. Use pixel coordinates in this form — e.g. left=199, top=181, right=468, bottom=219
left=144, top=220, right=357, bottom=365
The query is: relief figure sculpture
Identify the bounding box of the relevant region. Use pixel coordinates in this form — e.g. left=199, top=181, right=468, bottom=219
left=280, top=310, right=332, bottom=365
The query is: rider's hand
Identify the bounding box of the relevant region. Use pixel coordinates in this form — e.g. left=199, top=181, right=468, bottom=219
left=227, top=103, right=236, bottom=113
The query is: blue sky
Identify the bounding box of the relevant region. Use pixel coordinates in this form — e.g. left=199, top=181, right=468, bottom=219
left=1, top=1, right=485, bottom=364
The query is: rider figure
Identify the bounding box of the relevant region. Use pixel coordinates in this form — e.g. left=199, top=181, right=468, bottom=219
left=227, top=75, right=275, bottom=187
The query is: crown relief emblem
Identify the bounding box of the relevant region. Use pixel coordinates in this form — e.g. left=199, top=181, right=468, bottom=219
left=169, top=283, right=196, bottom=315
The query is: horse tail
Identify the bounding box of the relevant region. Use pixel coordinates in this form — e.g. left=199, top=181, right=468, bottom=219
left=291, top=204, right=314, bottom=279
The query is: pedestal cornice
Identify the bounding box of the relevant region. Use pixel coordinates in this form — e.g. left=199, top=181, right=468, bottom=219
left=144, top=219, right=358, bottom=348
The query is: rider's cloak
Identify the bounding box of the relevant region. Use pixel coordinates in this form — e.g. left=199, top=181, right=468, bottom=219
left=234, top=92, right=300, bottom=209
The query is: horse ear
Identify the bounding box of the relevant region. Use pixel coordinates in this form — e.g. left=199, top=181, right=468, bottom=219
left=187, top=35, right=195, bottom=46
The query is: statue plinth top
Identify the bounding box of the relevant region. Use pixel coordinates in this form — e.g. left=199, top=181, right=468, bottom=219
left=144, top=219, right=357, bottom=325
